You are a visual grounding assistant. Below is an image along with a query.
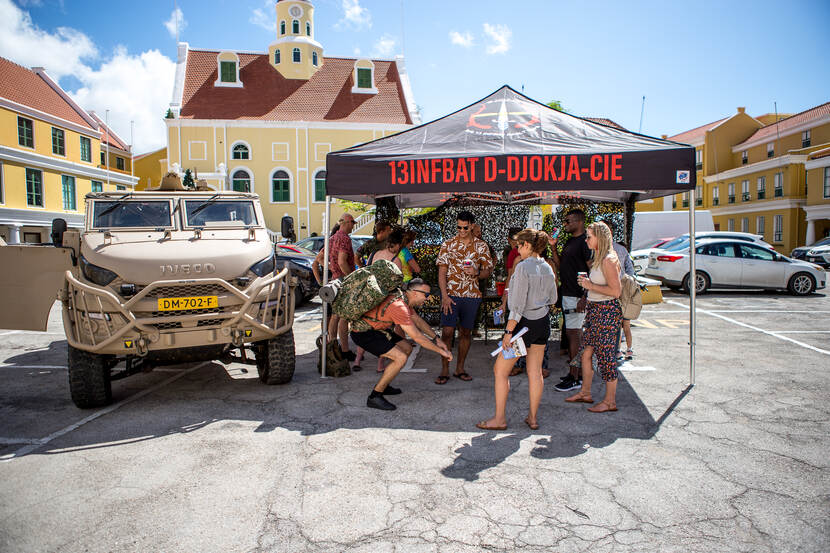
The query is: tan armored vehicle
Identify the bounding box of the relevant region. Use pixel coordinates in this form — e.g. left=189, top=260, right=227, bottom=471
left=0, top=176, right=297, bottom=408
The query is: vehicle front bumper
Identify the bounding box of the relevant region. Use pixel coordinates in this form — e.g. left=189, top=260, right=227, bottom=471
left=62, top=269, right=296, bottom=354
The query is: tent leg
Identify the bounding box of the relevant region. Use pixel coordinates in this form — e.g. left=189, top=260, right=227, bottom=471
left=321, top=196, right=332, bottom=379
left=689, top=199, right=696, bottom=387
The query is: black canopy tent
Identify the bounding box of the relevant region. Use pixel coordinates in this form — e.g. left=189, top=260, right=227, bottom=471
left=321, top=86, right=699, bottom=383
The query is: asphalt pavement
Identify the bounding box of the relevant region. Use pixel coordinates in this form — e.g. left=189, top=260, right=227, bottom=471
left=1, top=286, right=829, bottom=552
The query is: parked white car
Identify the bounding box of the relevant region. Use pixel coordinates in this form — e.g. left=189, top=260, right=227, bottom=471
left=805, top=244, right=830, bottom=269
left=645, top=238, right=827, bottom=295
left=631, top=231, right=773, bottom=274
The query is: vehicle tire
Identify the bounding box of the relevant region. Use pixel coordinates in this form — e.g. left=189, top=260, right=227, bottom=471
left=256, top=329, right=296, bottom=385
left=682, top=271, right=710, bottom=294
left=67, top=346, right=112, bottom=408
left=787, top=272, right=815, bottom=296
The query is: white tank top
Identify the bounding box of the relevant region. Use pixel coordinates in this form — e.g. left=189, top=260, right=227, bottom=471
left=588, top=254, right=616, bottom=302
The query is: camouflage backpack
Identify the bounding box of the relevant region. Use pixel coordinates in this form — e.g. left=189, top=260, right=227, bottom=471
left=331, top=259, right=403, bottom=321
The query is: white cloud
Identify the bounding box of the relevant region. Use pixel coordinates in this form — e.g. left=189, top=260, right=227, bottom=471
left=370, top=34, right=396, bottom=58
left=449, top=30, right=474, bottom=48
left=0, top=0, right=175, bottom=153
left=250, top=0, right=275, bottom=32
left=335, top=0, right=371, bottom=30
left=353, top=47, right=362, bottom=56
left=0, top=0, right=97, bottom=80
left=163, top=7, right=186, bottom=40
left=483, top=23, right=512, bottom=55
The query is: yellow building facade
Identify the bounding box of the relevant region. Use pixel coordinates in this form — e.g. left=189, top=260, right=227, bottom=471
left=166, top=0, right=418, bottom=238
left=132, top=147, right=168, bottom=191
left=0, top=59, right=138, bottom=243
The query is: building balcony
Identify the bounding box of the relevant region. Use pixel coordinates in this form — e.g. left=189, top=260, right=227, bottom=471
left=682, top=200, right=689, bottom=208
left=728, top=195, right=736, bottom=204
left=757, top=191, right=766, bottom=200
left=712, top=197, right=719, bottom=206
left=742, top=192, right=751, bottom=201
left=774, top=188, right=783, bottom=198
left=696, top=198, right=703, bottom=206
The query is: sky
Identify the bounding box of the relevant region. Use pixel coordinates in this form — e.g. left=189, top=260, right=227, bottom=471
left=2, top=0, right=829, bottom=153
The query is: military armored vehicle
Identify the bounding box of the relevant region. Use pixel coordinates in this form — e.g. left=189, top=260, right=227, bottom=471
left=0, top=175, right=297, bottom=408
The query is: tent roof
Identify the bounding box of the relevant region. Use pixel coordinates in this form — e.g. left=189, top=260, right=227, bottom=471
left=326, top=85, right=696, bottom=207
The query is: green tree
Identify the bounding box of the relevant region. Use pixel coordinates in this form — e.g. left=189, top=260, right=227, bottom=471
left=547, top=100, right=567, bottom=113
left=165, top=108, right=174, bottom=119
left=182, top=168, right=195, bottom=189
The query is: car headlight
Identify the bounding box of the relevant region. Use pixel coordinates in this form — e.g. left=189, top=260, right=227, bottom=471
left=248, top=253, right=276, bottom=277
left=80, top=256, right=118, bottom=286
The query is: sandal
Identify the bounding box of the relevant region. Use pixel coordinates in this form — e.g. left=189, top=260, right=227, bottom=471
left=587, top=402, right=618, bottom=413
left=476, top=421, right=507, bottom=431
left=453, top=372, right=473, bottom=382
left=524, top=417, right=539, bottom=430
left=565, top=393, right=594, bottom=404
left=434, top=375, right=449, bottom=385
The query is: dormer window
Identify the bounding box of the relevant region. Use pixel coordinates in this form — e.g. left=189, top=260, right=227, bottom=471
left=280, top=21, right=286, bottom=35
left=293, top=48, right=301, bottom=63
left=312, top=51, right=318, bottom=66
left=351, top=59, right=378, bottom=95
left=306, top=22, right=311, bottom=36
left=292, top=19, right=300, bottom=34
left=214, top=52, right=243, bottom=88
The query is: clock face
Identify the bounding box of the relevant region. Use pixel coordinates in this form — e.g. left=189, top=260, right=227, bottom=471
left=289, top=5, right=303, bottom=18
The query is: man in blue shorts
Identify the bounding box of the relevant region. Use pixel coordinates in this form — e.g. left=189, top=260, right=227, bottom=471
left=435, top=211, right=493, bottom=384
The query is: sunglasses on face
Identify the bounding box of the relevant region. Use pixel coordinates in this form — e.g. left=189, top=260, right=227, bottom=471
left=412, top=289, right=431, bottom=298
left=457, top=225, right=469, bottom=230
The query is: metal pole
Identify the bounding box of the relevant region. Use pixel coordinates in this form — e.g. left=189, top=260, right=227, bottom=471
left=321, top=196, right=332, bottom=378
left=689, top=196, right=696, bottom=386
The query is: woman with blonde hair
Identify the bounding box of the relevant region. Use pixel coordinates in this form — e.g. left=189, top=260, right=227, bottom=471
left=565, top=221, right=623, bottom=413
left=477, top=229, right=557, bottom=431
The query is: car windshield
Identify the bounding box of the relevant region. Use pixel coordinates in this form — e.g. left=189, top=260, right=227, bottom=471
left=183, top=200, right=257, bottom=227
left=658, top=236, right=688, bottom=250
left=277, top=244, right=315, bottom=256
left=92, top=200, right=172, bottom=229
left=810, top=237, right=830, bottom=248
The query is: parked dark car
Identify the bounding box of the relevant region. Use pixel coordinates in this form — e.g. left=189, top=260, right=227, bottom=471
left=274, top=244, right=319, bottom=307
left=295, top=234, right=372, bottom=255
left=791, top=236, right=830, bottom=261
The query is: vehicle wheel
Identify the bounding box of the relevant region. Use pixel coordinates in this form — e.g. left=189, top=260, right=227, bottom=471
left=293, top=283, right=305, bottom=309
left=256, top=329, right=296, bottom=384
left=788, top=272, right=815, bottom=296
left=68, top=346, right=112, bottom=408
left=682, top=271, right=710, bottom=294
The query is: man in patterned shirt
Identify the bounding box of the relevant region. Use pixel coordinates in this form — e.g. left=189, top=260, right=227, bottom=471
left=435, top=210, right=493, bottom=384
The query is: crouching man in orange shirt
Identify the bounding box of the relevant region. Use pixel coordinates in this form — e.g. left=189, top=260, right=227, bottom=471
left=351, top=278, right=453, bottom=410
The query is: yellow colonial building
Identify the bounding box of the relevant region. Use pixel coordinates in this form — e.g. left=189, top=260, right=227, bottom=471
left=133, top=146, right=168, bottom=191
left=0, top=57, right=138, bottom=243
left=165, top=0, right=419, bottom=238
left=646, top=102, right=830, bottom=253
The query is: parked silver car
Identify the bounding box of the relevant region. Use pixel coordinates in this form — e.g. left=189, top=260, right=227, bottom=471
left=631, top=231, right=773, bottom=274
left=645, top=238, right=827, bottom=295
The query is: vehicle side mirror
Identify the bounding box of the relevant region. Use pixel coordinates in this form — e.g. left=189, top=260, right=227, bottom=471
left=51, top=218, right=67, bottom=247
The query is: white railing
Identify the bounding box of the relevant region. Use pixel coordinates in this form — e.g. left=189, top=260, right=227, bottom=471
left=267, top=229, right=281, bottom=244
left=353, top=208, right=376, bottom=234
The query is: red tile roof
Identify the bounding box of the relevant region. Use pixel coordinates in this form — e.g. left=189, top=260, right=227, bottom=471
left=667, top=116, right=728, bottom=145
left=0, top=56, right=95, bottom=130
left=735, top=101, right=830, bottom=147
left=582, top=117, right=625, bottom=130
left=88, top=111, right=130, bottom=152
left=180, top=50, right=412, bottom=124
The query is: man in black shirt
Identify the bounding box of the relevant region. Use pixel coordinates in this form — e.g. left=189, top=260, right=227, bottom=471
left=549, top=209, right=592, bottom=391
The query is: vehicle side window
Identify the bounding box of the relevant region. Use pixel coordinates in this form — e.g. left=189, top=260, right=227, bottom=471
left=703, top=243, right=738, bottom=257
left=739, top=244, right=775, bottom=261
left=734, top=236, right=752, bottom=242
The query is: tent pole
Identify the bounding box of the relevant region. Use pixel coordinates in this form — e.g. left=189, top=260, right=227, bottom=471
left=321, top=196, right=332, bottom=378
left=689, top=197, right=696, bottom=387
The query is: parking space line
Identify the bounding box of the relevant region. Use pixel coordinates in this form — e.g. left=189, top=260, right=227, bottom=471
left=666, top=300, right=830, bottom=357
left=0, top=361, right=210, bottom=463
left=0, top=438, right=43, bottom=445
left=771, top=330, right=830, bottom=334
left=0, top=365, right=67, bottom=370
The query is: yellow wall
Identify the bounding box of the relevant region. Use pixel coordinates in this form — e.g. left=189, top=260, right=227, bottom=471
left=1, top=106, right=99, bottom=167
left=133, top=147, right=167, bottom=190
left=713, top=207, right=804, bottom=253
left=101, top=148, right=132, bottom=175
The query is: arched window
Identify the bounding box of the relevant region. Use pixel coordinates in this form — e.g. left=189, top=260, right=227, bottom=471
left=232, top=169, right=251, bottom=193
left=272, top=170, right=290, bottom=202
left=292, top=19, right=300, bottom=34
left=231, top=143, right=249, bottom=160
left=274, top=49, right=281, bottom=65
left=280, top=20, right=286, bottom=35
left=292, top=48, right=301, bottom=63
left=306, top=22, right=311, bottom=36
left=314, top=170, right=326, bottom=202
left=312, top=51, right=318, bottom=67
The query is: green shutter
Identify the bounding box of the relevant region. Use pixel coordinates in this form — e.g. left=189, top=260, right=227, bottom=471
left=272, top=173, right=290, bottom=202
left=18, top=117, right=33, bottom=148
left=62, top=175, right=76, bottom=210
left=80, top=136, right=91, bottom=162
left=314, top=172, right=326, bottom=202
left=91, top=181, right=102, bottom=193
left=357, top=68, right=372, bottom=89
left=52, top=128, right=65, bottom=155
left=26, top=169, right=42, bottom=206
left=220, top=61, right=236, bottom=83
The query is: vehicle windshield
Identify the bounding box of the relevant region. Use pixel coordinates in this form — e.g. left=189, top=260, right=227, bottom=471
left=658, top=235, right=689, bottom=250
left=92, top=200, right=172, bottom=229
left=183, top=199, right=258, bottom=227
left=277, top=244, right=315, bottom=256
left=810, top=237, right=830, bottom=248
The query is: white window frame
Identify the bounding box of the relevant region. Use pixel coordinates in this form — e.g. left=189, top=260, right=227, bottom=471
left=728, top=182, right=735, bottom=199
left=774, top=172, right=784, bottom=196
left=773, top=214, right=783, bottom=242
left=272, top=142, right=290, bottom=162
left=741, top=217, right=749, bottom=233
left=24, top=166, right=45, bottom=209
left=741, top=179, right=749, bottom=195
left=741, top=150, right=747, bottom=164
left=824, top=167, right=830, bottom=199
left=230, top=166, right=254, bottom=193
left=61, top=174, right=77, bottom=211
left=230, top=140, right=252, bottom=161
left=292, top=19, right=300, bottom=34
left=18, top=116, right=35, bottom=149
left=51, top=126, right=66, bottom=158
left=712, top=185, right=719, bottom=204
left=314, top=143, right=331, bottom=162
left=269, top=167, right=293, bottom=204
left=312, top=168, right=327, bottom=204
left=292, top=47, right=301, bottom=64
left=80, top=136, right=92, bottom=163
left=274, top=49, right=281, bottom=65
left=0, top=161, right=4, bottom=204
left=214, top=52, right=243, bottom=88
left=756, top=216, right=765, bottom=236
left=351, top=60, right=378, bottom=95
left=767, top=143, right=774, bottom=158
left=188, top=141, right=207, bottom=161
left=306, top=21, right=311, bottom=36
left=91, top=180, right=103, bottom=193
left=727, top=218, right=735, bottom=232
left=280, top=20, right=286, bottom=35
left=312, top=51, right=318, bottom=67
left=802, top=130, right=811, bottom=148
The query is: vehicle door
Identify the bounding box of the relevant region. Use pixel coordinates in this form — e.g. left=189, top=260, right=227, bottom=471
left=697, top=242, right=741, bottom=286
left=737, top=243, right=782, bottom=287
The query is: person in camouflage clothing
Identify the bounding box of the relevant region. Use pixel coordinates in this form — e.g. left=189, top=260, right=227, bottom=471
left=356, top=221, right=393, bottom=267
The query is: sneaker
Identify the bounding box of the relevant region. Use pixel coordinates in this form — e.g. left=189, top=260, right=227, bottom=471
left=367, top=394, right=396, bottom=410
left=383, top=385, right=402, bottom=395
left=555, top=375, right=581, bottom=392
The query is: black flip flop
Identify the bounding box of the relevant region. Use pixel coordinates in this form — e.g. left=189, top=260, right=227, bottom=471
left=434, top=375, right=449, bottom=385
left=453, top=372, right=473, bottom=382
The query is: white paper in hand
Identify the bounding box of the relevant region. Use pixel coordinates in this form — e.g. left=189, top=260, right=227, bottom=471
left=490, top=327, right=529, bottom=358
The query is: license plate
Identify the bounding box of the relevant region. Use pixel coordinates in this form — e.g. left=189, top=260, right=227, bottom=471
left=157, top=296, right=218, bottom=311
left=648, top=258, right=656, bottom=267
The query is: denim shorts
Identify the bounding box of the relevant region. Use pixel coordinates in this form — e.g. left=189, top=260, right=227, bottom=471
left=440, top=296, right=482, bottom=330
